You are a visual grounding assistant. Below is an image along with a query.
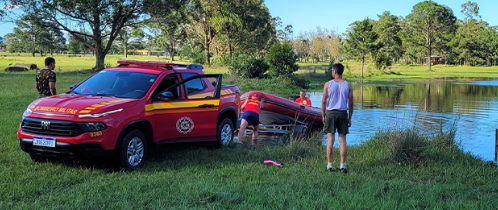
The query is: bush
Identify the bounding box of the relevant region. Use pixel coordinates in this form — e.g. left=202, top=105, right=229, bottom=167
left=228, top=54, right=249, bottom=77
left=386, top=129, right=428, bottom=163
left=325, top=58, right=335, bottom=78
left=178, top=42, right=205, bottom=64
left=212, top=56, right=231, bottom=66
left=374, top=52, right=392, bottom=71
left=241, top=57, right=269, bottom=78
left=288, top=74, right=309, bottom=89
left=194, top=48, right=207, bottom=65
left=266, top=42, right=299, bottom=77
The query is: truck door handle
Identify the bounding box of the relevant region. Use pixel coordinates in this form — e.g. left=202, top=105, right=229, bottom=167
left=198, top=104, right=214, bottom=108
left=300, top=105, right=305, bottom=109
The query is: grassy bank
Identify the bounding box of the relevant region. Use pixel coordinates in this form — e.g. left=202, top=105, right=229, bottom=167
left=1, top=70, right=498, bottom=208
left=297, top=61, right=498, bottom=80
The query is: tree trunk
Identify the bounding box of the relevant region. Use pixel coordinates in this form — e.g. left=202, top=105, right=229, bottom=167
left=124, top=42, right=128, bottom=58
left=95, top=50, right=106, bottom=72
left=228, top=37, right=232, bottom=59
left=427, top=36, right=431, bottom=71
left=94, top=41, right=105, bottom=72
left=170, top=43, right=175, bottom=61
left=205, top=42, right=211, bottom=65
left=361, top=55, right=365, bottom=78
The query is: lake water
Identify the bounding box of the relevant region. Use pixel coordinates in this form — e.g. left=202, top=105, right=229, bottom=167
left=241, top=78, right=498, bottom=161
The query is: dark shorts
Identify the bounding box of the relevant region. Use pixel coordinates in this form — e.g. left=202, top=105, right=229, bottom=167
left=323, top=110, right=349, bottom=134
left=241, top=111, right=259, bottom=126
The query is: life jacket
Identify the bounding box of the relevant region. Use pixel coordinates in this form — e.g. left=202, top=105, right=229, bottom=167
left=244, top=99, right=261, bottom=114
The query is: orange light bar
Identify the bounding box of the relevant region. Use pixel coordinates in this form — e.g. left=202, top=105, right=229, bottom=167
left=117, top=60, right=175, bottom=68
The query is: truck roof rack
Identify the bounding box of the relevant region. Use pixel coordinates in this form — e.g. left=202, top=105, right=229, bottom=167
left=117, top=60, right=202, bottom=70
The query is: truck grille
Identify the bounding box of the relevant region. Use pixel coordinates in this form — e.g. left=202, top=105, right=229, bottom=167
left=21, top=117, right=85, bottom=137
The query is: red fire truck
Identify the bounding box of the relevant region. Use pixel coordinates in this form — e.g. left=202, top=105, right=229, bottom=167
left=18, top=60, right=240, bottom=170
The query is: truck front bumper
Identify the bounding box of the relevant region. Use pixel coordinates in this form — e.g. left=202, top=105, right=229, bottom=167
left=19, top=138, right=117, bottom=160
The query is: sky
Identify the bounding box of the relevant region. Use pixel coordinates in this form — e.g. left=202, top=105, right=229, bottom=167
left=264, top=0, right=498, bottom=35
left=1, top=0, right=497, bottom=38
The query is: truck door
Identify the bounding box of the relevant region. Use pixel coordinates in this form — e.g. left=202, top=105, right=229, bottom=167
left=148, top=74, right=222, bottom=143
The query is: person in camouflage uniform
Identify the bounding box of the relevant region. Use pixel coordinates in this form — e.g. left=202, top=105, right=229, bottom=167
left=36, top=57, right=57, bottom=98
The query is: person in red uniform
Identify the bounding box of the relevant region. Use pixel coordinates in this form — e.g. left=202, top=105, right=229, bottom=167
left=295, top=90, right=311, bottom=106
left=238, top=92, right=264, bottom=144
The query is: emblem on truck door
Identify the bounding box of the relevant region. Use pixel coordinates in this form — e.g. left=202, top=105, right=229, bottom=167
left=176, top=117, right=194, bottom=134
left=41, top=121, right=51, bottom=131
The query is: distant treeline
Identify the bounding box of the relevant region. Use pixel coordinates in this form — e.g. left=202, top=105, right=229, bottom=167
left=283, top=1, right=498, bottom=73
left=1, top=1, right=496, bottom=72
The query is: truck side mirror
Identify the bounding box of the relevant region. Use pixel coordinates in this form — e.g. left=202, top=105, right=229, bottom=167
left=70, top=84, right=77, bottom=90
left=157, top=91, right=175, bottom=101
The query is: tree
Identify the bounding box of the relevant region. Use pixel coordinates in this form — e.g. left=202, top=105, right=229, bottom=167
left=284, top=24, right=293, bottom=40
left=266, top=42, right=299, bottom=77
left=309, top=27, right=327, bottom=62
left=5, top=13, right=65, bottom=56
left=345, top=18, right=379, bottom=77
left=0, top=36, right=5, bottom=50
left=4, top=33, right=23, bottom=53
left=9, top=0, right=143, bottom=71
left=406, top=1, right=457, bottom=70
left=292, top=32, right=311, bottom=62
left=144, top=0, right=188, bottom=61
left=461, top=1, right=480, bottom=21
left=67, top=35, right=81, bottom=55
left=324, top=30, right=342, bottom=62
left=232, top=1, right=275, bottom=57
left=374, top=11, right=403, bottom=63
left=480, top=26, right=498, bottom=66
left=185, top=0, right=217, bottom=65
left=117, top=26, right=140, bottom=58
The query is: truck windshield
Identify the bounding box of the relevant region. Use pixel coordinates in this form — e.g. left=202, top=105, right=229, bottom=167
left=72, top=70, right=159, bottom=99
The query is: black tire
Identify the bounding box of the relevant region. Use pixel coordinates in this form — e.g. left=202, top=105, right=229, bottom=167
left=119, top=130, right=148, bottom=171
left=29, top=154, right=58, bottom=163
left=216, top=118, right=234, bottom=148
left=30, top=154, right=47, bottom=163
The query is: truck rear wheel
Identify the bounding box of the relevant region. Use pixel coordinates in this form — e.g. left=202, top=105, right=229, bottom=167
left=217, top=118, right=234, bottom=148
left=119, top=130, right=148, bottom=170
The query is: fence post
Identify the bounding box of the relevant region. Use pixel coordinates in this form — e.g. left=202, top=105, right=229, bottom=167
left=495, top=129, right=498, bottom=162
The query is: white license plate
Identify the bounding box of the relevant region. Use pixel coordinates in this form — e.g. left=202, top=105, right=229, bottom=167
left=33, top=136, right=56, bottom=148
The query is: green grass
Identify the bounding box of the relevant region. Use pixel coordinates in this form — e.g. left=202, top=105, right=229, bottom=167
left=1, top=64, right=498, bottom=208
left=0, top=53, right=231, bottom=74
left=297, top=61, right=498, bottom=80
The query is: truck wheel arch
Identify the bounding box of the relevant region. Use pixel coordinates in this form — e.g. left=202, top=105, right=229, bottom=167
left=115, top=120, right=154, bottom=152
left=217, top=106, right=237, bottom=127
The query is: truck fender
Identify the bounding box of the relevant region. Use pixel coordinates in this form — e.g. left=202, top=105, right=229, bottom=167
left=115, top=120, right=154, bottom=151
left=216, top=106, right=237, bottom=126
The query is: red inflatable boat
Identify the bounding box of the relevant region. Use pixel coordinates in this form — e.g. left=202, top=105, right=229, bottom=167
left=240, top=91, right=323, bottom=126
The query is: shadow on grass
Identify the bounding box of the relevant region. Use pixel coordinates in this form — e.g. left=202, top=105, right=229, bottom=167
left=36, top=134, right=320, bottom=173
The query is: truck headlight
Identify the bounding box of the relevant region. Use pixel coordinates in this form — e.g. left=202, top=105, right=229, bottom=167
left=24, top=108, right=32, bottom=115
left=79, top=122, right=107, bottom=132
left=78, top=109, right=123, bottom=118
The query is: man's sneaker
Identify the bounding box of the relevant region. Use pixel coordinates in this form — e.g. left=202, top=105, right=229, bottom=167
left=339, top=168, right=348, bottom=174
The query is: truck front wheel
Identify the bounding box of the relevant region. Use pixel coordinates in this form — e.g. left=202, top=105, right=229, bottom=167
left=119, top=130, right=148, bottom=170
left=217, top=118, right=234, bottom=148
